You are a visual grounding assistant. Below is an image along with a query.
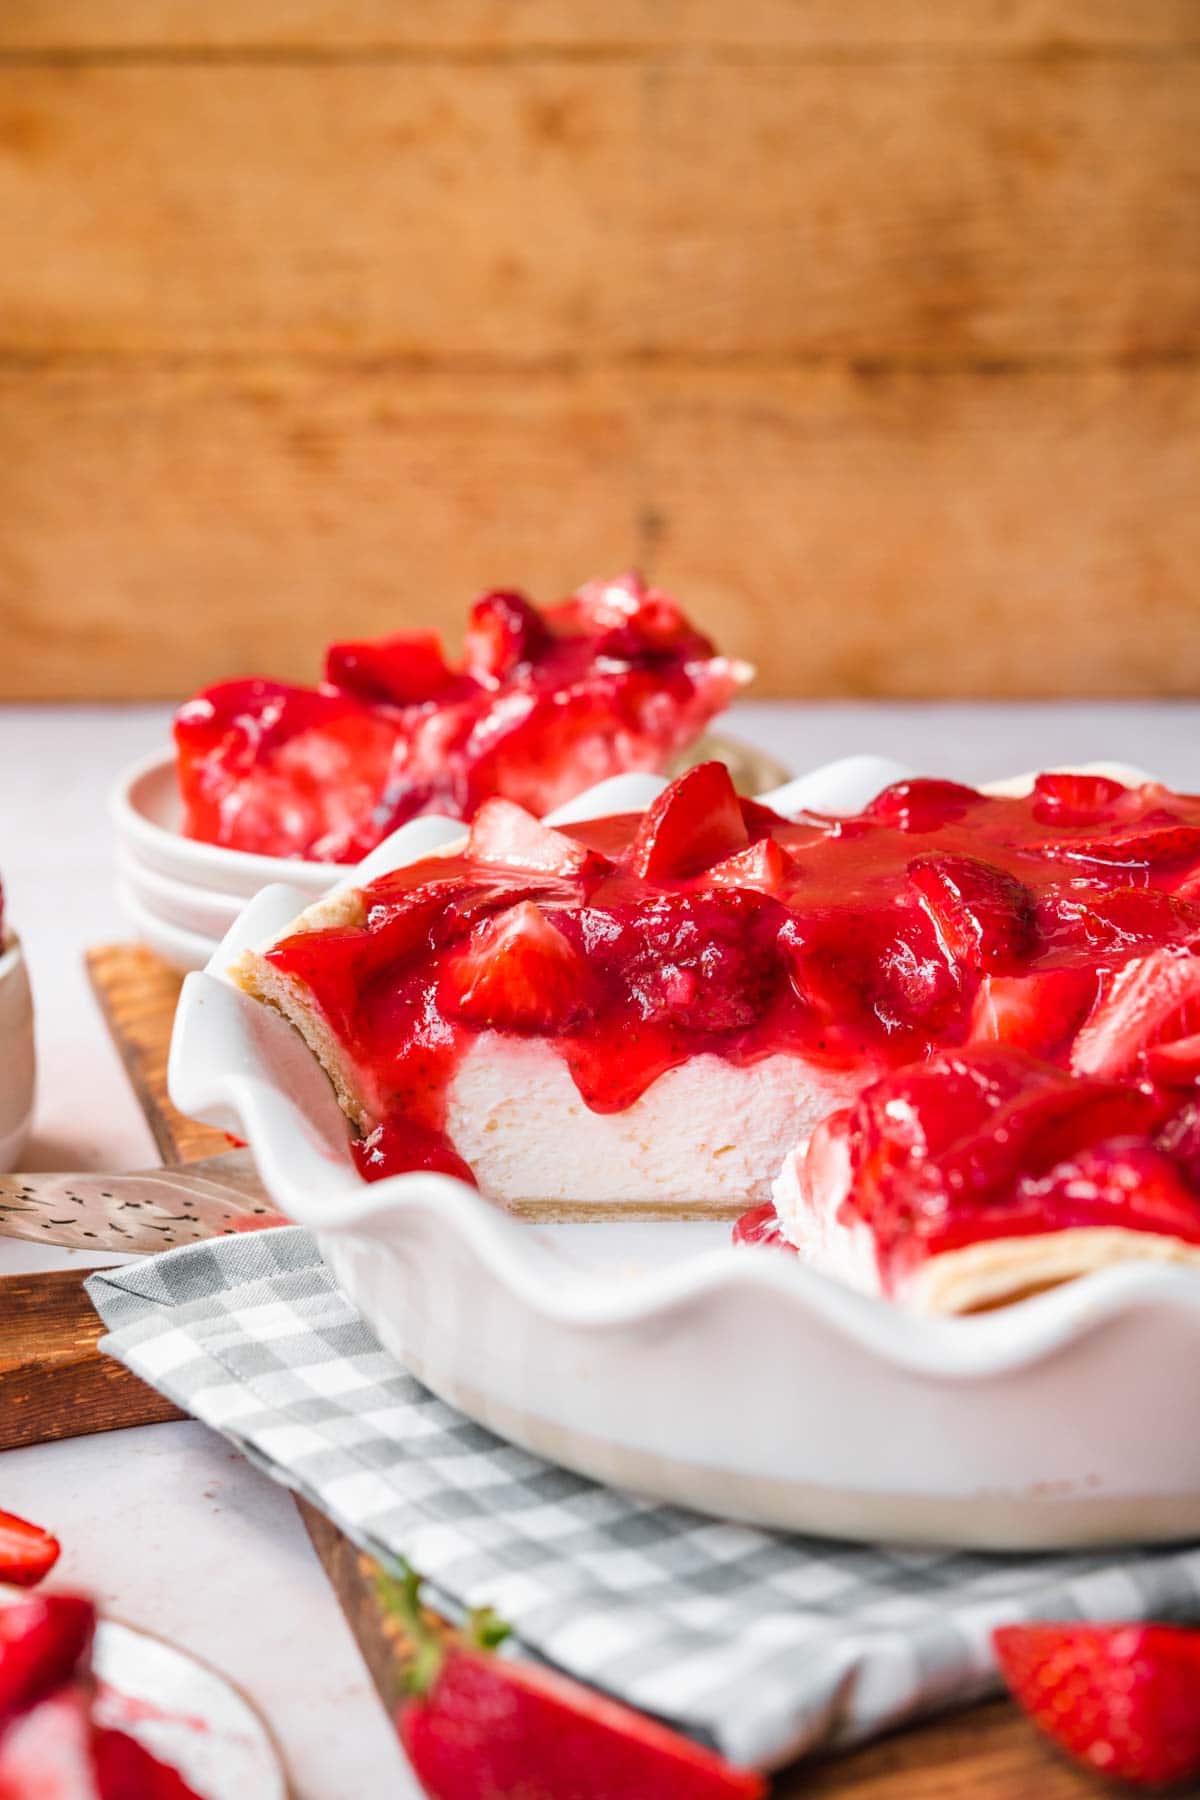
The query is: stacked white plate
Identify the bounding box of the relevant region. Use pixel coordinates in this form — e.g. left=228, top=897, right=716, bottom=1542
left=110, top=749, right=346, bottom=971
left=110, top=736, right=792, bottom=973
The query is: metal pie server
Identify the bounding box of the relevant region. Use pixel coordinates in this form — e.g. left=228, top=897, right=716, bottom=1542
left=0, top=1149, right=286, bottom=1254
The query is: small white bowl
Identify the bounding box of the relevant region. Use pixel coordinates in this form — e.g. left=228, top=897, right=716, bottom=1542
left=116, top=881, right=219, bottom=975
left=0, top=933, right=35, bottom=1170
left=117, top=848, right=246, bottom=942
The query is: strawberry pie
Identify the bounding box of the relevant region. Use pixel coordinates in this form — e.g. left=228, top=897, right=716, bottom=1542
left=176, top=573, right=749, bottom=862
left=234, top=761, right=1200, bottom=1305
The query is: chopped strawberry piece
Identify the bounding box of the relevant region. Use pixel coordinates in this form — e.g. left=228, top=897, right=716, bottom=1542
left=1039, top=886, right=1200, bottom=957
left=442, top=902, right=588, bottom=1033
left=467, top=798, right=602, bottom=879
left=1144, top=1033, right=1200, bottom=1085
left=967, top=968, right=1099, bottom=1057
left=0, top=1595, right=95, bottom=1728
left=908, top=853, right=1036, bottom=974
left=1038, top=823, right=1200, bottom=867
left=994, top=1622, right=1200, bottom=1789
left=1072, top=950, right=1200, bottom=1079
left=324, top=632, right=455, bottom=706
left=463, top=591, right=548, bottom=685
left=0, top=1681, right=101, bottom=1798
left=627, top=764, right=749, bottom=881
left=0, top=1509, right=62, bottom=1588
left=382, top=1565, right=765, bottom=1800
left=864, top=779, right=980, bottom=832
left=781, top=907, right=961, bottom=1045
left=707, top=838, right=795, bottom=893
left=1023, top=1141, right=1200, bottom=1244
left=1031, top=770, right=1128, bottom=825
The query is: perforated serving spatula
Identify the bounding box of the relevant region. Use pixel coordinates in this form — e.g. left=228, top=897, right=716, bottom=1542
left=0, top=1149, right=286, bottom=1254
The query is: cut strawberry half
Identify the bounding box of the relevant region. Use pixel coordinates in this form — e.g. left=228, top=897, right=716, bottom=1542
left=463, top=591, right=549, bottom=685
left=1031, top=770, right=1128, bottom=825
left=1072, top=950, right=1200, bottom=1079
left=442, top=902, right=588, bottom=1033
left=627, top=763, right=749, bottom=881
left=863, top=778, right=980, bottom=833
left=0, top=1594, right=95, bottom=1728
left=706, top=838, right=795, bottom=893
left=467, top=798, right=603, bottom=880
left=324, top=632, right=456, bottom=707
left=1143, top=1033, right=1200, bottom=1085
left=908, top=853, right=1036, bottom=974
left=382, top=1564, right=766, bottom=1800
left=994, top=1622, right=1200, bottom=1789
left=967, top=968, right=1099, bottom=1058
left=0, top=1508, right=62, bottom=1588
left=1037, top=823, right=1200, bottom=867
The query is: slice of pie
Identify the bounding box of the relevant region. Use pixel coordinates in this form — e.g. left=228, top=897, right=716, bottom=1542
left=176, top=572, right=750, bottom=863
left=232, top=761, right=1200, bottom=1286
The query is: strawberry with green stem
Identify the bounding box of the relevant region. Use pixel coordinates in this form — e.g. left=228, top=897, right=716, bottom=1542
left=381, top=1563, right=767, bottom=1800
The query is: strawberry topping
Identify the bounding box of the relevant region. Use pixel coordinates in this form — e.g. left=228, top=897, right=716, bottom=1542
left=175, top=572, right=745, bottom=862
left=266, top=765, right=1200, bottom=1191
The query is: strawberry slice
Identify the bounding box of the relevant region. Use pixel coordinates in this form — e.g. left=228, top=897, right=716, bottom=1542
left=627, top=763, right=748, bottom=881
left=706, top=838, right=795, bottom=893
left=442, top=902, right=587, bottom=1033
left=383, top=1565, right=766, bottom=1800
left=994, top=1622, right=1200, bottom=1789
left=908, top=854, right=1036, bottom=974
left=864, top=779, right=980, bottom=832
left=1072, top=950, right=1200, bottom=1078
left=1031, top=770, right=1128, bottom=825
left=463, top=591, right=548, bottom=685
left=0, top=1508, right=62, bottom=1588
left=467, top=798, right=604, bottom=879
left=324, top=632, right=455, bottom=707
left=0, top=1594, right=95, bottom=1728
left=967, top=968, right=1099, bottom=1058
left=0, top=1680, right=101, bottom=1798
left=1144, top=1033, right=1200, bottom=1085
left=1036, top=823, right=1200, bottom=867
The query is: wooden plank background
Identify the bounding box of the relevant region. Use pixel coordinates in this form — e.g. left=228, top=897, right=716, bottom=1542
left=0, top=4, right=1197, bottom=698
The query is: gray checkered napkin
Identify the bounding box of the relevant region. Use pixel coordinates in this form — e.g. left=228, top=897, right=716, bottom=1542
left=87, top=1229, right=1200, bottom=1772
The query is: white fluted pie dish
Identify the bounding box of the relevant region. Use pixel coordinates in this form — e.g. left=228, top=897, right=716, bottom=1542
left=166, top=757, right=1200, bottom=1549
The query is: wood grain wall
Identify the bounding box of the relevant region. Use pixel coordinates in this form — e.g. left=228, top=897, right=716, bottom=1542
left=1, top=4, right=1198, bottom=699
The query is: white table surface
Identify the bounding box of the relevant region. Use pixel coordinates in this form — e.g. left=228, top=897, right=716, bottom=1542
left=2, top=695, right=1199, bottom=1796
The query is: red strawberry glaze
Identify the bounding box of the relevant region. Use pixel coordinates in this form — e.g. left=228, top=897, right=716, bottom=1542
left=175, top=574, right=745, bottom=863
left=773, top=1046, right=1200, bottom=1297
left=262, top=763, right=1200, bottom=1183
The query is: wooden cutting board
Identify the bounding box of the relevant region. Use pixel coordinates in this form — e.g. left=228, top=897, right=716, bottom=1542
left=82, top=941, right=1100, bottom=1798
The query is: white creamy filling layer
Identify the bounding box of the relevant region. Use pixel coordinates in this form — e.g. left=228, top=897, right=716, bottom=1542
left=446, top=1035, right=859, bottom=1209
left=771, top=1133, right=884, bottom=1296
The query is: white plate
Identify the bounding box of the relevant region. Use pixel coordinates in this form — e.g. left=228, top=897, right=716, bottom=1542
left=0, top=935, right=35, bottom=1170
left=94, top=1617, right=287, bottom=1798
left=167, top=758, right=1200, bottom=1550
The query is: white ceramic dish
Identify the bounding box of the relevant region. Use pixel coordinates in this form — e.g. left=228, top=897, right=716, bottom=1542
left=0, top=934, right=35, bottom=1170
left=118, top=848, right=246, bottom=941
left=167, top=757, right=1200, bottom=1550
left=116, top=881, right=217, bottom=975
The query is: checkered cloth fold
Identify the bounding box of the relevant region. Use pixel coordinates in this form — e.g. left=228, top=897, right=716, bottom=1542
left=88, top=1229, right=1200, bottom=1771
